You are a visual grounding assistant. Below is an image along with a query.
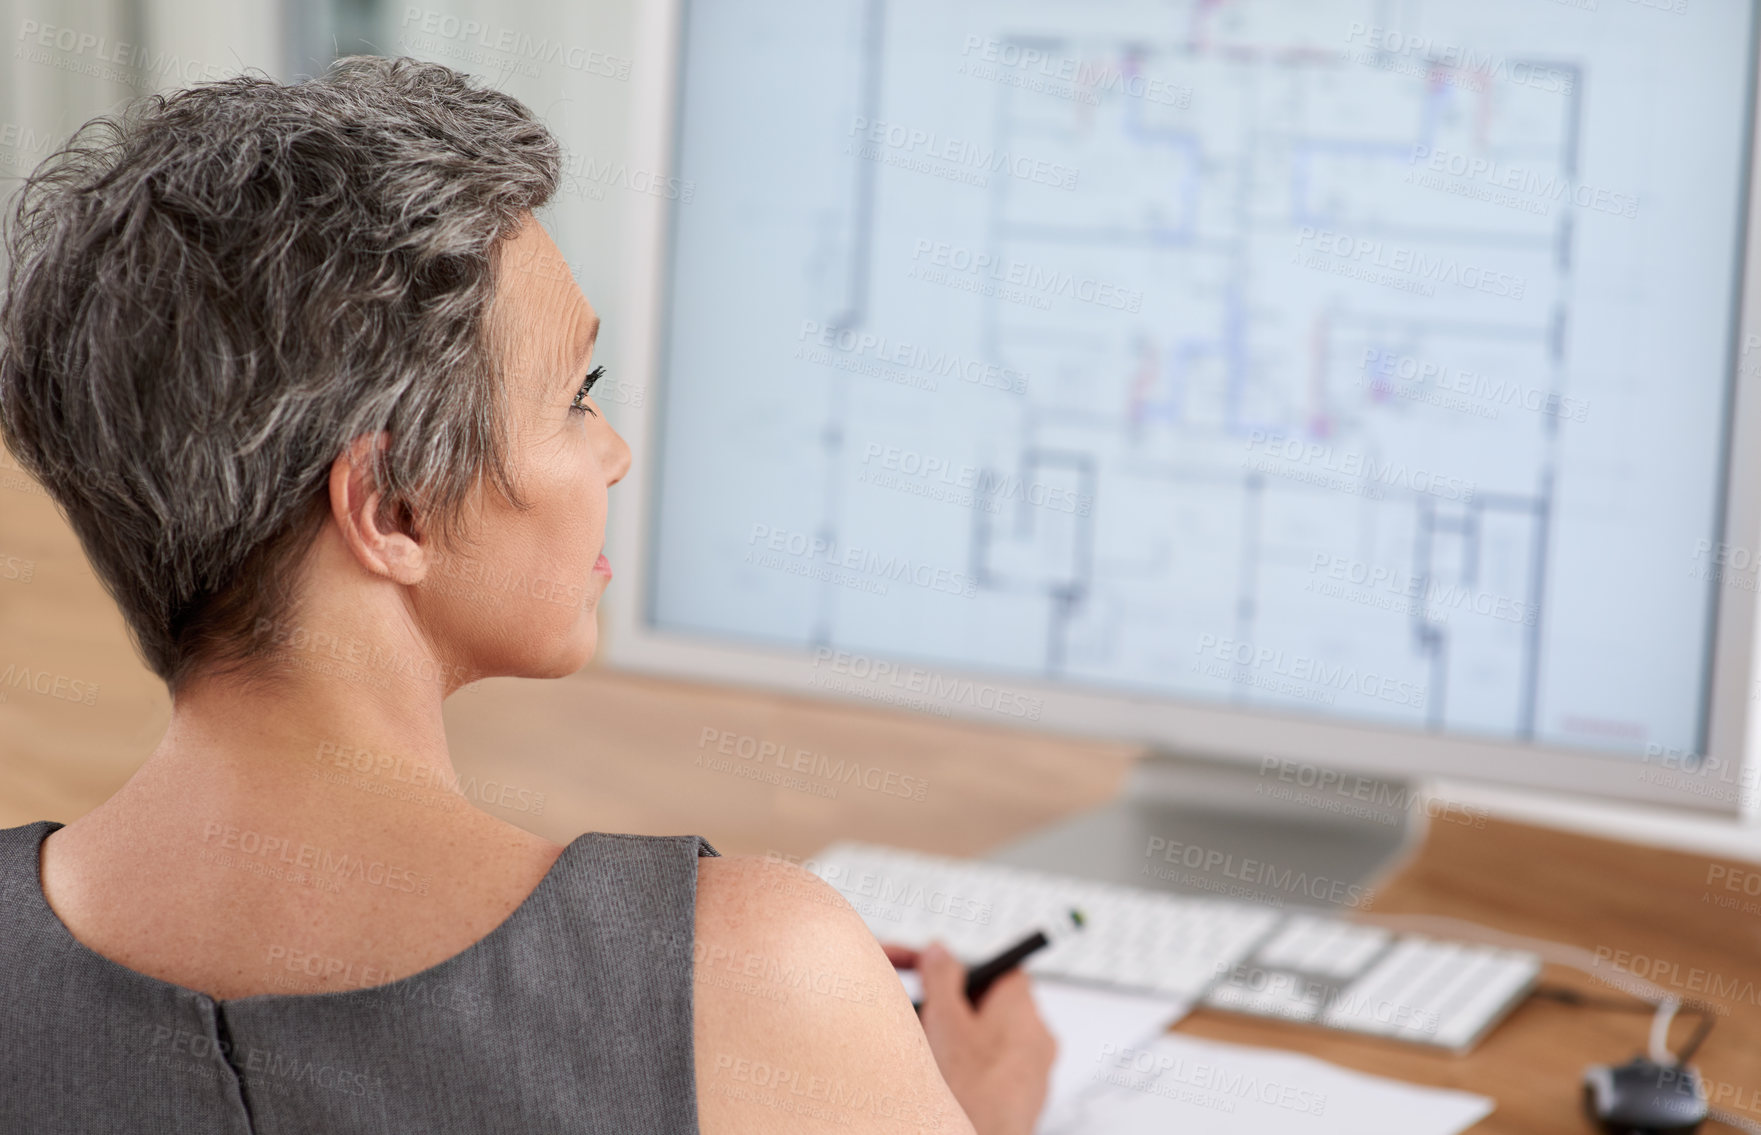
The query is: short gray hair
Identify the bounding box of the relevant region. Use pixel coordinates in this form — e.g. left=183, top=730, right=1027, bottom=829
left=0, top=56, right=561, bottom=693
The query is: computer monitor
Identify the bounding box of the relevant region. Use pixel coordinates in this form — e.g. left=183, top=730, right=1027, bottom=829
left=604, top=0, right=1761, bottom=837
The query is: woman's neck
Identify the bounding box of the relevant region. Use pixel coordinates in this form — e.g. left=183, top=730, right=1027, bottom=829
left=37, top=668, right=566, bottom=999
left=114, top=666, right=471, bottom=848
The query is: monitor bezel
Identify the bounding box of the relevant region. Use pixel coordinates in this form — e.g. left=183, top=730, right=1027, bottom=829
left=601, top=0, right=1761, bottom=820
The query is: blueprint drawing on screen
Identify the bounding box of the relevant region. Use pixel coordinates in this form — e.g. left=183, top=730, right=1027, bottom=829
left=649, top=0, right=1755, bottom=757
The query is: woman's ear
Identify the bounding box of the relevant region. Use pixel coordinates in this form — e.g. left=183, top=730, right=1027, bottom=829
left=328, top=431, right=429, bottom=585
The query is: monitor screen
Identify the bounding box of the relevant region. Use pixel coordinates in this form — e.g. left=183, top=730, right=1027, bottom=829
left=644, top=0, right=1758, bottom=761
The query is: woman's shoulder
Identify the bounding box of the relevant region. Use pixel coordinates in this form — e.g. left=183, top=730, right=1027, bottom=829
left=692, top=853, right=898, bottom=982
left=695, top=852, right=841, bottom=914
left=689, top=854, right=975, bottom=1134
left=692, top=854, right=871, bottom=972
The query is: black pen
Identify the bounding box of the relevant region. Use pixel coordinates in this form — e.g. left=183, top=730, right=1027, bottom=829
left=911, top=908, right=1085, bottom=1012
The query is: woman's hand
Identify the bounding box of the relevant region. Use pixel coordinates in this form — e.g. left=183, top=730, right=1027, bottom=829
left=882, top=942, right=1057, bottom=1135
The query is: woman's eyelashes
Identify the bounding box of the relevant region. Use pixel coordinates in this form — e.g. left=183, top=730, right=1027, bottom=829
left=569, top=365, right=605, bottom=417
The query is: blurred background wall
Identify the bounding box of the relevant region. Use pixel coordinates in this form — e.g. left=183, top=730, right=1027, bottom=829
left=3, top=0, right=641, bottom=413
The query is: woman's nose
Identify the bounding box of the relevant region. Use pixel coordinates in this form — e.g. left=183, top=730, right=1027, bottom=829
left=604, top=426, right=632, bottom=488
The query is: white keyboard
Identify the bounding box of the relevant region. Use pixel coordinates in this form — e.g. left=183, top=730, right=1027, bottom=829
left=810, top=842, right=1541, bottom=1053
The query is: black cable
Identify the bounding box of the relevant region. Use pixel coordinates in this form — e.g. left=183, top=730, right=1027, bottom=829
left=1675, top=1011, right=1716, bottom=1064
left=1532, top=984, right=1717, bottom=1065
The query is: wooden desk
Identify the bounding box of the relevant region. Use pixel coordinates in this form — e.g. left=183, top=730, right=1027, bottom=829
left=4, top=470, right=1759, bottom=1132
left=440, top=670, right=1761, bottom=1135
left=1182, top=812, right=1761, bottom=1133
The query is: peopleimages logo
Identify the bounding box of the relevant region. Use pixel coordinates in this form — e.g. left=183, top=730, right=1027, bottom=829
left=1689, top=539, right=1761, bottom=595
left=695, top=727, right=929, bottom=803
left=251, top=617, right=476, bottom=687
left=199, top=823, right=431, bottom=895
left=558, top=153, right=693, bottom=203
left=15, top=19, right=230, bottom=87
left=910, top=239, right=1144, bottom=312
left=1094, top=1042, right=1330, bottom=1116
left=1591, top=946, right=1758, bottom=1011
left=0, top=121, right=56, bottom=174
left=1407, top=145, right=1638, bottom=219
left=1360, top=347, right=1589, bottom=423
left=1308, top=553, right=1536, bottom=627
left=848, top=116, right=1079, bottom=190
left=397, top=7, right=632, bottom=79
left=809, top=647, right=1045, bottom=721
left=313, top=740, right=548, bottom=815
left=1143, top=837, right=1375, bottom=908
left=143, top=1025, right=384, bottom=1098
left=859, top=443, right=1092, bottom=516
left=0, top=662, right=98, bottom=706
left=1342, top=23, right=1574, bottom=94
left=1211, top=964, right=1441, bottom=1037
left=1639, top=742, right=1759, bottom=806
left=958, top=36, right=1191, bottom=106
left=1292, top=226, right=1528, bottom=300
left=1243, top=430, right=1476, bottom=503
left=1193, top=634, right=1426, bottom=709
left=1693, top=539, right=1760, bottom=575
left=1256, top=757, right=1489, bottom=828
left=797, top=320, right=1030, bottom=395
left=745, top=524, right=976, bottom=598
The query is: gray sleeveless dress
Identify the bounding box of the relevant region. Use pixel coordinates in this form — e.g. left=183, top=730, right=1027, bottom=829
left=0, top=819, right=719, bottom=1133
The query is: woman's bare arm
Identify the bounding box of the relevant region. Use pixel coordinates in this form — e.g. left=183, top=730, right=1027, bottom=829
left=691, top=855, right=977, bottom=1135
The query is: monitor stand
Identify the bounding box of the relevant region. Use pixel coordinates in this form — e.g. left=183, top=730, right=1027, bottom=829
left=986, top=748, right=1429, bottom=914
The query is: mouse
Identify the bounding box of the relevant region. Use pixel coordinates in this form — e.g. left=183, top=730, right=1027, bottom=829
left=1582, top=1055, right=1707, bottom=1135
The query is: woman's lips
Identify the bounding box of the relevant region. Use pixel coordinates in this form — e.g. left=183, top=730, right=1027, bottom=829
left=593, top=553, right=612, bottom=578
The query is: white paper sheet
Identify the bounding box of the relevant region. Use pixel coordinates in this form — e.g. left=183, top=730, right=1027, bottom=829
left=893, top=970, right=1192, bottom=1133
left=1030, top=980, right=1193, bottom=1132
left=1048, top=1031, right=1495, bottom=1135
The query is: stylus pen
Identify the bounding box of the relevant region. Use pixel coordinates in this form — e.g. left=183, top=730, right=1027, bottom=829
left=911, top=908, right=1084, bottom=1012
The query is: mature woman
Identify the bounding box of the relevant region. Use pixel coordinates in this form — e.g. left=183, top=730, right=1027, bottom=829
left=0, top=56, right=1053, bottom=1133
